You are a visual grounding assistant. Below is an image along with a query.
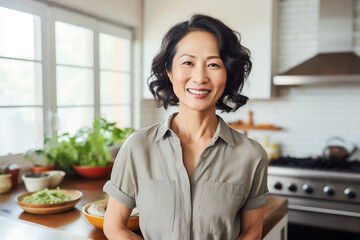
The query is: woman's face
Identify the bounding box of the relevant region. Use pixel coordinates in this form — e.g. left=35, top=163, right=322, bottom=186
left=167, top=31, right=227, bottom=113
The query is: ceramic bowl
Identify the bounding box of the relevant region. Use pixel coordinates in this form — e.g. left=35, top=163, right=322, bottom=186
left=73, top=164, right=113, bottom=179
left=22, top=173, right=51, bottom=192
left=16, top=189, right=82, bottom=214
left=82, top=199, right=139, bottom=230
left=42, top=170, right=65, bottom=187
left=0, top=174, right=12, bottom=193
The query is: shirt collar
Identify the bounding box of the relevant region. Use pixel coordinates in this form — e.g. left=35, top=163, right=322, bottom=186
left=216, top=116, right=235, bottom=147
left=154, top=112, right=235, bottom=147
left=154, top=112, right=178, bottom=142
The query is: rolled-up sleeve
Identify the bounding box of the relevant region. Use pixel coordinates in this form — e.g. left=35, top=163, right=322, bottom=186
left=103, top=140, right=136, bottom=209
left=242, top=153, right=269, bottom=210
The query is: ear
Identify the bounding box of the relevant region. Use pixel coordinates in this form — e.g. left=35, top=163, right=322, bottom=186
left=165, top=63, right=173, bottom=83
left=167, top=71, right=173, bottom=83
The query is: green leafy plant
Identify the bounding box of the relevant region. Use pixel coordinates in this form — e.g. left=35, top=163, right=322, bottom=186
left=98, top=118, right=135, bottom=146
left=47, top=134, right=78, bottom=171
left=24, top=118, right=134, bottom=170
left=74, top=118, right=111, bottom=167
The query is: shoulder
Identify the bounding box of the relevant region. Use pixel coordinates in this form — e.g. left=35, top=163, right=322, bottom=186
left=121, top=121, right=162, bottom=150
left=228, top=128, right=268, bottom=167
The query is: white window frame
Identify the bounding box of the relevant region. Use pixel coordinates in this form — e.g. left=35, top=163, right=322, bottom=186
left=0, top=0, right=133, bottom=161
left=98, top=21, right=133, bottom=127
left=0, top=0, right=50, bottom=156
left=49, top=6, right=98, bottom=137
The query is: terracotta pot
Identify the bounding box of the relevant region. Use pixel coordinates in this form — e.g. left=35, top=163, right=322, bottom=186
left=10, top=168, right=20, bottom=188
left=31, top=165, right=56, bottom=174
left=73, top=164, right=113, bottom=179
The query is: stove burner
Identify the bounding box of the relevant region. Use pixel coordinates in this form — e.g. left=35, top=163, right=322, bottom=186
left=270, top=156, right=360, bottom=173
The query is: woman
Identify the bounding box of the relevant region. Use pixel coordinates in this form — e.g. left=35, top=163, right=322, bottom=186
left=103, top=14, right=269, bottom=240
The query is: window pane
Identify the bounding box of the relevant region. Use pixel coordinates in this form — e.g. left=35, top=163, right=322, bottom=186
left=100, top=105, right=131, bottom=128
left=99, top=33, right=130, bottom=71
left=55, top=21, right=93, bottom=67
left=56, top=66, right=93, bottom=106
left=0, top=59, right=42, bottom=106
left=57, top=107, right=94, bottom=136
left=0, top=7, right=41, bottom=60
left=100, top=72, right=130, bottom=105
left=0, top=107, right=43, bottom=155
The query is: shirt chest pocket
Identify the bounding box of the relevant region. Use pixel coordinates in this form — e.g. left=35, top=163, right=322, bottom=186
left=196, top=181, right=247, bottom=234
left=137, top=179, right=175, bottom=232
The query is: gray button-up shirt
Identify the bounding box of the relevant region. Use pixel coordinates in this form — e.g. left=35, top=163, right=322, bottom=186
left=103, top=113, right=269, bottom=240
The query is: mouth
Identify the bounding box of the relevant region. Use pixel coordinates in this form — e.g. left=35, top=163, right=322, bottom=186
left=187, top=88, right=211, bottom=96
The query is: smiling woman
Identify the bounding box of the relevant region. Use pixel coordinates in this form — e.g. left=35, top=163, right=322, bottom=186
left=103, top=14, right=268, bottom=240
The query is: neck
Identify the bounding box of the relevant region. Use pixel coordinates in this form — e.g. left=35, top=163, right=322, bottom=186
left=171, top=107, right=218, bottom=140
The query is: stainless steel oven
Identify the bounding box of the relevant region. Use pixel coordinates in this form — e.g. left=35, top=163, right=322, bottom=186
left=268, top=157, right=360, bottom=237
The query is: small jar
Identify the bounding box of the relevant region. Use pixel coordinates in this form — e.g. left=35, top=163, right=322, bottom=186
left=0, top=174, right=12, bottom=193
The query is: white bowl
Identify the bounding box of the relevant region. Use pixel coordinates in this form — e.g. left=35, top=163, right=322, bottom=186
left=22, top=173, right=51, bottom=192
left=43, top=170, right=65, bottom=187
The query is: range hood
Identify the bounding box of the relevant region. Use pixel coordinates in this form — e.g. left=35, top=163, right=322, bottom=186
left=273, top=0, right=360, bottom=85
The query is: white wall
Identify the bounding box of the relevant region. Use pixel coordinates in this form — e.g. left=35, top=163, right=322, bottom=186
left=141, top=0, right=360, bottom=158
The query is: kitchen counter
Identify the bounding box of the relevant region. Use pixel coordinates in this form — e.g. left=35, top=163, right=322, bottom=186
left=0, top=177, right=287, bottom=239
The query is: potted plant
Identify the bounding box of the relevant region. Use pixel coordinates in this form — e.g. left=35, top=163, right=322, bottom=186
left=24, top=118, right=134, bottom=178
left=72, top=118, right=113, bottom=178
left=72, top=118, right=135, bottom=178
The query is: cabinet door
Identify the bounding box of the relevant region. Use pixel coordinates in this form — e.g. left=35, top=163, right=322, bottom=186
left=143, top=0, right=277, bottom=99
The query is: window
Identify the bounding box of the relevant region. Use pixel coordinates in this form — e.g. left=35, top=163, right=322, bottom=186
left=55, top=21, right=94, bottom=135
left=0, top=2, right=133, bottom=157
left=0, top=6, right=43, bottom=156
left=99, top=25, right=132, bottom=128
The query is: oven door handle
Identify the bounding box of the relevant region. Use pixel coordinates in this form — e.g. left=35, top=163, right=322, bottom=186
left=289, top=204, right=360, bottom=218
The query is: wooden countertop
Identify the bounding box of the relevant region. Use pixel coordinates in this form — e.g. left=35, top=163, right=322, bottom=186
left=0, top=177, right=287, bottom=239
left=262, top=195, right=288, bottom=238
left=0, top=176, right=111, bottom=240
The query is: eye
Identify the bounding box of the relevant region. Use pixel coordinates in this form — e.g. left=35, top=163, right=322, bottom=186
left=208, top=63, right=220, bottom=68
left=182, top=61, right=194, bottom=66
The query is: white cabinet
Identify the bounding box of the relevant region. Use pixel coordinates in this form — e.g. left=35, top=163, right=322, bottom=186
left=142, top=0, right=277, bottom=99
left=263, top=214, right=288, bottom=240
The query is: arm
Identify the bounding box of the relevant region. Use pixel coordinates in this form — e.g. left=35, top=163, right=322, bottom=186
left=237, top=205, right=266, bottom=240
left=103, top=196, right=143, bottom=240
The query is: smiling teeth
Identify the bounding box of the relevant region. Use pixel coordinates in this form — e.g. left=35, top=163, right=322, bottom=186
left=188, top=89, right=210, bottom=95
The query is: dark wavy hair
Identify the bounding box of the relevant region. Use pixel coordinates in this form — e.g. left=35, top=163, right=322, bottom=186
left=148, top=14, right=252, bottom=112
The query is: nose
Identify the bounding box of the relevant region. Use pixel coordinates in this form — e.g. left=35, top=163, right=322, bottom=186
left=192, top=65, right=208, bottom=84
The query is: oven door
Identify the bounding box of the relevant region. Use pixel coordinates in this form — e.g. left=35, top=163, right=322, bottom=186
left=286, top=196, right=360, bottom=233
